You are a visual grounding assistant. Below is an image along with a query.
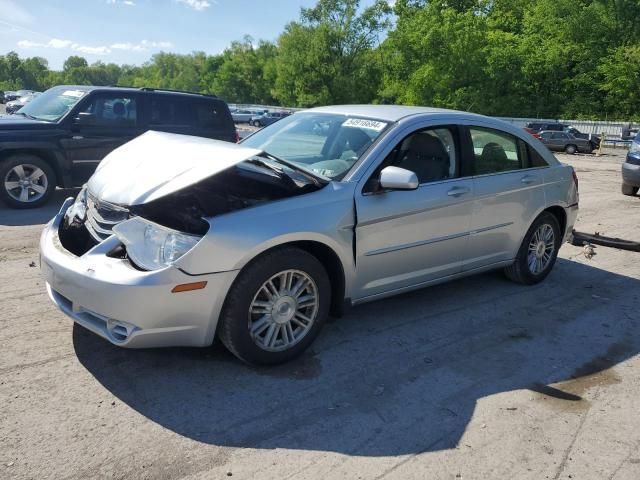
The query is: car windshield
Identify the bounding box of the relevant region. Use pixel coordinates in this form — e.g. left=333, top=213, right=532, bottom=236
left=18, top=86, right=87, bottom=122
left=241, top=112, right=389, bottom=180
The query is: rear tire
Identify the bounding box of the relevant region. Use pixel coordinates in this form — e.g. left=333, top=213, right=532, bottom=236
left=622, top=183, right=639, bottom=196
left=218, top=247, right=331, bottom=365
left=0, top=154, right=56, bottom=208
left=504, top=212, right=561, bottom=285
left=565, top=144, right=578, bottom=154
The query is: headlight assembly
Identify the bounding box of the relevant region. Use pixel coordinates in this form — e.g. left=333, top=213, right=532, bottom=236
left=113, top=217, right=202, bottom=271
left=65, top=185, right=88, bottom=223
left=630, top=142, right=640, bottom=155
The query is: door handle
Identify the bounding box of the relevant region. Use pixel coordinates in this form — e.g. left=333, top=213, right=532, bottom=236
left=447, top=186, right=470, bottom=197
left=521, top=175, right=536, bottom=185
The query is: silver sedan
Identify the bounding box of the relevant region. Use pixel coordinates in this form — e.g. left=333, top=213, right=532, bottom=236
left=40, top=105, right=579, bottom=365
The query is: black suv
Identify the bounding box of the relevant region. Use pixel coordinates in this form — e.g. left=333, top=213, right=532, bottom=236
left=0, top=85, right=237, bottom=208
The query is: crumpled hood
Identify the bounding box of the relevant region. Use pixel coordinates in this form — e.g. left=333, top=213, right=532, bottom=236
left=87, top=130, right=262, bottom=205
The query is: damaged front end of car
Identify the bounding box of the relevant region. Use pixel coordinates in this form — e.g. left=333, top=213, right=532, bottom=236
left=56, top=130, right=327, bottom=271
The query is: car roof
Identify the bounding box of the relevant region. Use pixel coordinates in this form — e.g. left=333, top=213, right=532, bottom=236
left=304, top=104, right=510, bottom=125
left=53, top=85, right=219, bottom=100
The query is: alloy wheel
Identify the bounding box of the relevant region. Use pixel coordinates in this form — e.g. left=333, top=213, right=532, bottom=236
left=248, top=269, right=319, bottom=352
left=527, top=223, right=555, bottom=275
left=3, top=163, right=48, bottom=203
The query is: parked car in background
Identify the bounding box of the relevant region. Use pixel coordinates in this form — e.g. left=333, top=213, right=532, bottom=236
left=564, top=126, right=601, bottom=149
left=251, top=111, right=289, bottom=127
left=622, top=135, right=640, bottom=196
left=538, top=130, right=594, bottom=154
left=231, top=109, right=261, bottom=123
left=3, top=91, right=16, bottom=103
left=4, top=89, right=34, bottom=103
left=526, top=122, right=600, bottom=149
left=523, top=127, right=541, bottom=139
left=41, top=105, right=578, bottom=365
left=526, top=122, right=566, bottom=133
left=0, top=85, right=236, bottom=208
left=621, top=125, right=638, bottom=141
left=5, top=92, right=41, bottom=114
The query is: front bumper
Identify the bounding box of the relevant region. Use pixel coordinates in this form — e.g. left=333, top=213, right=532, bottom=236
left=622, top=160, right=640, bottom=187
left=40, top=199, right=238, bottom=348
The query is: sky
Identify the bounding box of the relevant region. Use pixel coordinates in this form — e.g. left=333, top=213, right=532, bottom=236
left=0, top=0, right=385, bottom=70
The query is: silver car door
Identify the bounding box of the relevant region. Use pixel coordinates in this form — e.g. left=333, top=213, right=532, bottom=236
left=463, top=126, right=546, bottom=271
left=353, top=125, right=474, bottom=300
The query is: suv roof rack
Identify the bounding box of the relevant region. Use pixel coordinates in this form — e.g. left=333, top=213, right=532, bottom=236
left=138, top=87, right=217, bottom=98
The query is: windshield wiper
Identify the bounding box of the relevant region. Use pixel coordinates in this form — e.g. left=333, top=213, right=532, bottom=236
left=261, top=152, right=330, bottom=185
left=14, top=111, right=37, bottom=120
left=247, top=157, right=285, bottom=175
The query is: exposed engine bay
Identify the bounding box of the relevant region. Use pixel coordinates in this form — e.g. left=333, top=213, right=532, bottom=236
left=58, top=158, right=326, bottom=258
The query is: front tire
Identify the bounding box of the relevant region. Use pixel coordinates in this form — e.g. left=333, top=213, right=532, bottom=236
left=504, top=212, right=561, bottom=285
left=565, top=144, right=578, bottom=154
left=622, top=183, right=639, bottom=196
left=218, top=247, right=331, bottom=365
left=0, top=154, right=56, bottom=208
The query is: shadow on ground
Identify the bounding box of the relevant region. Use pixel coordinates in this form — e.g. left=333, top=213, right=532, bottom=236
left=0, top=188, right=78, bottom=226
left=74, top=258, right=640, bottom=456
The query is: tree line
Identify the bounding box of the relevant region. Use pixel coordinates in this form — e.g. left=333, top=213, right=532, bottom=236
left=1, top=0, right=639, bottom=120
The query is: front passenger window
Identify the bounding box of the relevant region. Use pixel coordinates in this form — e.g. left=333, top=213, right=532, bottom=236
left=80, top=95, right=137, bottom=127
left=470, top=127, right=522, bottom=175
left=392, top=128, right=457, bottom=184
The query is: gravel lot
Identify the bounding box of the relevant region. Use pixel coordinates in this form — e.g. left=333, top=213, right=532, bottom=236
left=1, top=149, right=639, bottom=480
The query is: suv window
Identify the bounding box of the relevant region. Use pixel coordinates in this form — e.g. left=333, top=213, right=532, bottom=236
left=469, top=127, right=522, bottom=175
left=150, top=95, right=223, bottom=129
left=551, top=132, right=568, bottom=139
left=80, top=94, right=137, bottom=126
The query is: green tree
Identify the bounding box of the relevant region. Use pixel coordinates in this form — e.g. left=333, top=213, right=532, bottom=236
left=381, top=2, right=488, bottom=110
left=598, top=45, right=640, bottom=119
left=273, top=0, right=391, bottom=106
left=212, top=37, right=278, bottom=104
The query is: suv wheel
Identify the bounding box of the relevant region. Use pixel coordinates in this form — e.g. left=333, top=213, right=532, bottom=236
left=622, top=183, right=639, bottom=196
left=504, top=212, right=561, bottom=285
left=0, top=154, right=56, bottom=208
left=565, top=144, right=578, bottom=154
left=253, top=120, right=261, bottom=127
left=218, top=247, right=331, bottom=365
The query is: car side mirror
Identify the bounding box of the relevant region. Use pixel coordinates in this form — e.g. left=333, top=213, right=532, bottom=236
left=74, top=112, right=96, bottom=126
left=379, top=166, right=419, bottom=191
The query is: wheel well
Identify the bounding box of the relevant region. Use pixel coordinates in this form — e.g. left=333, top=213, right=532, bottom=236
left=544, top=205, right=567, bottom=236
left=274, top=241, right=346, bottom=317
left=0, top=149, right=63, bottom=186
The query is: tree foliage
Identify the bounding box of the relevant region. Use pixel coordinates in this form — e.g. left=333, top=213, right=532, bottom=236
left=1, top=0, right=640, bottom=119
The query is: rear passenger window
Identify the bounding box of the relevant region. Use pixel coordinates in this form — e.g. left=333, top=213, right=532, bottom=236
left=195, top=103, right=223, bottom=128
left=469, top=127, right=522, bottom=175
left=150, top=96, right=223, bottom=129
left=527, top=145, right=549, bottom=168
